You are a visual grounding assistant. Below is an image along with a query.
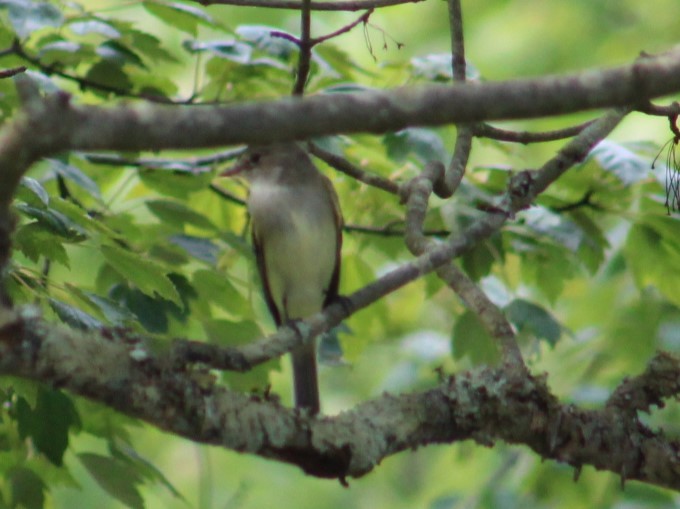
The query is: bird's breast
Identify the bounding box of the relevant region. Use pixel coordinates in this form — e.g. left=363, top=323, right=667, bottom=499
left=248, top=182, right=338, bottom=319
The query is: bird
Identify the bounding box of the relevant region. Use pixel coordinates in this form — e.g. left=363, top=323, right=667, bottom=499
left=223, top=142, right=343, bottom=414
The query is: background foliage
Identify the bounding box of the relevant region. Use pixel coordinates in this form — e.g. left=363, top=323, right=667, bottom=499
left=0, top=0, right=679, bottom=508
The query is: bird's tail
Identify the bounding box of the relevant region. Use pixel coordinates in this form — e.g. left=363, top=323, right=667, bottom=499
left=291, top=341, right=320, bottom=415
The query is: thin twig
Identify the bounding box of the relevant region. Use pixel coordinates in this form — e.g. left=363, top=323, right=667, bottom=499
left=638, top=100, right=680, bottom=117
left=440, top=0, right=473, bottom=197
left=0, top=66, right=26, bottom=79
left=275, top=10, right=374, bottom=48
left=475, top=120, right=596, bottom=144
left=345, top=223, right=450, bottom=237
left=311, top=10, right=374, bottom=45
left=449, top=0, right=466, bottom=82
left=308, top=143, right=401, bottom=194
left=292, top=0, right=313, bottom=95
left=80, top=147, right=245, bottom=170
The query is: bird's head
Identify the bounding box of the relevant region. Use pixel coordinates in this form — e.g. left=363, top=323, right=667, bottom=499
left=221, top=143, right=309, bottom=184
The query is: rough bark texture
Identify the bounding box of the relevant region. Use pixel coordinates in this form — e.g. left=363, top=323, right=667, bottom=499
left=1, top=308, right=679, bottom=488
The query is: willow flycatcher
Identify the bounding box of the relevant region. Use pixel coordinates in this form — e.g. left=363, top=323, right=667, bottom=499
left=224, top=143, right=343, bottom=414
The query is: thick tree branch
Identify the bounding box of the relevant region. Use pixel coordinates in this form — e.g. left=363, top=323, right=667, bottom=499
left=1, top=45, right=676, bottom=157
left=0, top=46, right=674, bottom=227
left=192, top=0, right=423, bottom=10
left=1, top=307, right=680, bottom=488
left=607, top=352, right=680, bottom=413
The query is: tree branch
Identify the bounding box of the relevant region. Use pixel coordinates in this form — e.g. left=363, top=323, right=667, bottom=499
left=191, top=0, right=423, bottom=11
left=311, top=10, right=373, bottom=45
left=402, top=160, right=525, bottom=369
left=291, top=0, right=312, bottom=95
left=2, top=307, right=680, bottom=487
left=0, top=65, right=25, bottom=79
left=79, top=147, right=244, bottom=170
left=0, top=46, right=675, bottom=166
left=308, top=143, right=400, bottom=194
left=475, top=120, right=596, bottom=144
left=439, top=0, right=473, bottom=197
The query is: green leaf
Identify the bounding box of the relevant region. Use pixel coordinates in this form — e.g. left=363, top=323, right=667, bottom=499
left=624, top=218, right=680, bottom=307
left=504, top=299, right=562, bottom=346
left=110, top=440, right=184, bottom=500
left=16, top=388, right=80, bottom=466
left=521, top=206, right=584, bottom=253
left=589, top=140, right=650, bottom=185
left=14, top=202, right=87, bottom=241
left=569, top=210, right=608, bottom=273
left=461, top=235, right=503, bottom=281
left=78, top=453, right=144, bottom=509
left=314, top=44, right=372, bottom=81
left=82, top=291, right=137, bottom=325
left=74, top=398, right=135, bottom=442
left=148, top=241, right=191, bottom=267
left=143, top=1, right=215, bottom=36
left=146, top=199, right=216, bottom=231
left=19, top=177, right=49, bottom=206
left=236, top=25, right=298, bottom=60
left=411, top=53, right=479, bottom=81
left=101, top=244, right=181, bottom=306
left=37, top=40, right=86, bottom=66
left=125, top=28, right=178, bottom=63
left=451, top=310, right=499, bottom=364
left=48, top=197, right=113, bottom=238
left=97, top=40, right=146, bottom=68
left=383, top=128, right=447, bottom=163
left=220, top=231, right=254, bottom=259
left=513, top=239, right=576, bottom=303
left=183, top=40, right=252, bottom=63
left=605, top=295, right=662, bottom=365
left=48, top=159, right=102, bottom=200
left=109, top=284, right=170, bottom=333
left=8, top=467, right=46, bottom=509
left=85, top=60, right=132, bottom=92
left=68, top=19, right=121, bottom=38
left=49, top=298, right=103, bottom=330
left=107, top=274, right=195, bottom=332
left=138, top=169, right=212, bottom=198
left=192, top=268, right=250, bottom=315
left=7, top=1, right=64, bottom=38
left=169, top=235, right=219, bottom=264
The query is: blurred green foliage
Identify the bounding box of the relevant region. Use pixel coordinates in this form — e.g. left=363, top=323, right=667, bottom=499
left=0, top=0, right=679, bottom=508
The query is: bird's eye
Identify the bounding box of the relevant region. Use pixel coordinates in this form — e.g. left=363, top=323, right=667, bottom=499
left=249, top=153, right=261, bottom=164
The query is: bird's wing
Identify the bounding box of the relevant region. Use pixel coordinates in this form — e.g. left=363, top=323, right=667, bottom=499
left=322, top=173, right=343, bottom=307
left=252, top=226, right=283, bottom=326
